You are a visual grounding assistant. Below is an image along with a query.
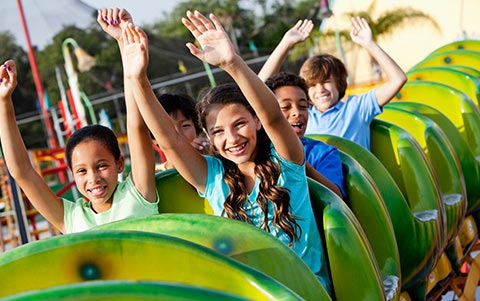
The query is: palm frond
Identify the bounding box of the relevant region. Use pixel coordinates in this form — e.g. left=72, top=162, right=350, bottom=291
left=375, top=9, right=441, bottom=38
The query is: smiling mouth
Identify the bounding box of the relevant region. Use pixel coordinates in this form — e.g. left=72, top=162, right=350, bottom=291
left=291, top=122, right=305, bottom=134
left=227, top=142, right=247, bottom=154
left=87, top=186, right=107, bottom=197
left=315, top=94, right=330, bottom=101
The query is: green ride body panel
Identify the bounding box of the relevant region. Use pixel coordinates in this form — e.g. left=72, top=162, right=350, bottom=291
left=0, top=231, right=302, bottom=300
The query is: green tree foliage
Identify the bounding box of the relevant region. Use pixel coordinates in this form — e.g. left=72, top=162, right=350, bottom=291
left=0, top=32, right=38, bottom=114
left=0, top=32, right=47, bottom=148
left=1, top=0, right=322, bottom=147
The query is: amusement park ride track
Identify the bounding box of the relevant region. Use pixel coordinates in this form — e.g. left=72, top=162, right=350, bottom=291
left=0, top=39, right=480, bottom=301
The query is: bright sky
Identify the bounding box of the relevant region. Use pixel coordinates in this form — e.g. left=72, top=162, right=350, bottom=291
left=2, top=0, right=181, bottom=50
left=81, top=0, right=180, bottom=25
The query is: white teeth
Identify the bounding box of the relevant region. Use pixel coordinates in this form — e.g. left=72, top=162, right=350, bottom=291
left=89, top=187, right=104, bottom=193
left=228, top=143, right=245, bottom=152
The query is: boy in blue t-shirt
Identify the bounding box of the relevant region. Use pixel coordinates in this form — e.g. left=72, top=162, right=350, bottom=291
left=260, top=17, right=407, bottom=150
left=265, top=71, right=346, bottom=198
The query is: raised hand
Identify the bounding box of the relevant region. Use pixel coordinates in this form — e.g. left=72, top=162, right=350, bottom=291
left=283, top=19, right=314, bottom=47
left=182, top=11, right=237, bottom=68
left=350, top=16, right=373, bottom=46
left=121, top=23, right=149, bottom=78
left=191, top=137, right=210, bottom=154
left=97, top=8, right=133, bottom=42
left=0, top=60, right=17, bottom=100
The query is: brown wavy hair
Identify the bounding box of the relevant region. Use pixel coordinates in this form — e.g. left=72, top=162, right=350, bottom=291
left=299, top=54, right=348, bottom=100
left=197, top=83, right=300, bottom=244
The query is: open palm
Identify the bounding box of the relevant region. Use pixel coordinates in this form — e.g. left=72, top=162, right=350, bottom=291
left=122, top=24, right=149, bottom=78
left=283, top=19, right=314, bottom=46
left=182, top=11, right=236, bottom=68
left=350, top=16, right=373, bottom=46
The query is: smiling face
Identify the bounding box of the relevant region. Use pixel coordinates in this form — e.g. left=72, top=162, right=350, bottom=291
left=70, top=139, right=124, bottom=213
left=205, top=103, right=261, bottom=167
left=273, top=85, right=309, bottom=138
left=307, top=75, right=340, bottom=113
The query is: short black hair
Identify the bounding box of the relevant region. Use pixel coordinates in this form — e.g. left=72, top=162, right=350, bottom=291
left=156, top=93, right=200, bottom=133
left=65, top=124, right=121, bottom=169
left=265, top=71, right=309, bottom=98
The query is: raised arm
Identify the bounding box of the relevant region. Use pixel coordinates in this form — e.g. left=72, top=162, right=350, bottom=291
left=0, top=61, right=65, bottom=232
left=121, top=24, right=208, bottom=193
left=183, top=11, right=304, bottom=165
left=350, top=16, right=407, bottom=107
left=258, top=19, right=314, bottom=81
left=98, top=8, right=157, bottom=203
left=305, top=163, right=343, bottom=199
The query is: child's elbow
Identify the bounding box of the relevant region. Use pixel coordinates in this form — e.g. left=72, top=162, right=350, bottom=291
left=398, top=72, right=407, bottom=85
left=391, top=72, right=407, bottom=91
left=395, top=70, right=407, bottom=84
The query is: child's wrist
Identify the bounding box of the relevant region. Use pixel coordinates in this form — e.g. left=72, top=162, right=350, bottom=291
left=220, top=54, right=243, bottom=72
left=280, top=38, right=295, bottom=50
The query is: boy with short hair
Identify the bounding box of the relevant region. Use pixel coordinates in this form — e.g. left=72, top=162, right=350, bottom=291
left=301, top=17, right=407, bottom=150
left=265, top=71, right=346, bottom=198
left=261, top=17, right=407, bottom=150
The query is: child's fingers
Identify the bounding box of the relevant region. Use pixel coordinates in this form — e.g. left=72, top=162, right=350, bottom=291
left=97, top=9, right=110, bottom=26
left=97, top=10, right=104, bottom=25
left=3, top=60, right=16, bottom=74
left=121, top=26, right=129, bottom=44
left=186, top=11, right=207, bottom=34
left=130, top=25, right=140, bottom=43
left=351, top=17, right=360, bottom=29
left=119, top=8, right=133, bottom=24
left=124, top=24, right=135, bottom=44
left=194, top=10, right=215, bottom=31
left=293, top=20, right=303, bottom=30
left=208, top=13, right=225, bottom=32
left=300, top=20, right=314, bottom=34
left=185, top=42, right=202, bottom=60
left=1, top=60, right=17, bottom=86
left=298, top=19, right=309, bottom=30
left=134, top=26, right=148, bottom=47
left=111, top=7, right=121, bottom=25
left=182, top=17, right=202, bottom=41
left=0, top=65, right=6, bottom=83
left=358, top=17, right=369, bottom=29
left=106, top=8, right=115, bottom=25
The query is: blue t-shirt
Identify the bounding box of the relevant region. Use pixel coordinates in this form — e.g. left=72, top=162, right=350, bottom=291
left=305, top=90, right=381, bottom=150
left=198, top=148, right=331, bottom=292
left=301, top=137, right=346, bottom=198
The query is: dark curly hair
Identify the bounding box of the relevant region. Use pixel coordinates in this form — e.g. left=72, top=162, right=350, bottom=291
left=265, top=71, right=309, bottom=99
left=65, top=124, right=121, bottom=169
left=196, top=83, right=300, bottom=243
left=299, top=54, right=348, bottom=100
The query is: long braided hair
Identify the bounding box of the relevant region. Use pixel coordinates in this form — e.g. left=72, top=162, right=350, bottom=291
left=197, top=83, right=300, bottom=243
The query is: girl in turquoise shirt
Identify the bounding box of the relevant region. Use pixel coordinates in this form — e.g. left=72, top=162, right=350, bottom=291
left=121, top=11, right=331, bottom=293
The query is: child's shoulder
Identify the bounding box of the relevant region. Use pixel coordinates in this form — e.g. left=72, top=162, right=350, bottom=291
left=301, top=137, right=337, bottom=153
left=344, top=89, right=376, bottom=103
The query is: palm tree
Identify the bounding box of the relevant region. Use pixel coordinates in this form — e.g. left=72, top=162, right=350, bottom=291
left=291, top=0, right=441, bottom=81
